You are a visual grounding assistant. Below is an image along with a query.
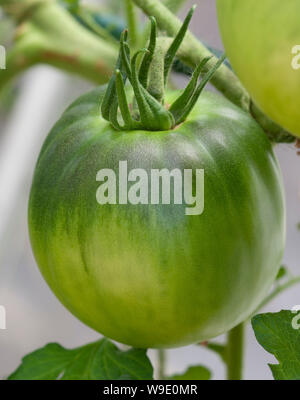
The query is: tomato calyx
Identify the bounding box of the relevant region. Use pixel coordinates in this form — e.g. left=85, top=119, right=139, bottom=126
left=101, top=6, right=225, bottom=132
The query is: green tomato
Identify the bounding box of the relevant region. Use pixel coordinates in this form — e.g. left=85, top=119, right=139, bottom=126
left=217, top=0, right=300, bottom=138
left=28, top=87, right=285, bottom=348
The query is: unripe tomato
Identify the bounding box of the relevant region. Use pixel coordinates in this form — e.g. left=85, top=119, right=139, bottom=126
left=28, top=87, right=285, bottom=348
left=217, top=0, right=300, bottom=138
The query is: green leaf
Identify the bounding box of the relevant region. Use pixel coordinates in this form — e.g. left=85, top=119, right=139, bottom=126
left=206, top=343, right=227, bottom=364
left=276, top=265, right=288, bottom=281
left=252, top=310, right=300, bottom=380
left=8, top=338, right=153, bottom=380
left=197, top=341, right=227, bottom=364
left=168, top=366, right=211, bottom=380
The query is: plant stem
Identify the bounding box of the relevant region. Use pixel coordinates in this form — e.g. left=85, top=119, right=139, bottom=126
left=226, top=322, right=244, bottom=380
left=133, top=0, right=250, bottom=110
left=125, top=0, right=139, bottom=48
left=226, top=276, right=300, bottom=379
left=0, top=1, right=117, bottom=91
left=147, top=37, right=170, bottom=102
left=77, top=8, right=119, bottom=45
left=250, top=102, right=296, bottom=144
left=132, top=0, right=295, bottom=143
left=157, top=349, right=166, bottom=380
left=2, top=0, right=295, bottom=143
left=163, top=0, right=188, bottom=13
left=0, top=0, right=45, bottom=21
left=252, top=276, right=300, bottom=318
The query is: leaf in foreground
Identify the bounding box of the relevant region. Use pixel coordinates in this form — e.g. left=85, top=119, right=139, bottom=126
left=168, top=365, right=211, bottom=380
left=252, top=310, right=300, bottom=380
left=8, top=338, right=153, bottom=380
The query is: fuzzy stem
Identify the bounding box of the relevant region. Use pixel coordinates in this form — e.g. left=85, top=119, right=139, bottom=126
left=0, top=0, right=45, bottom=21
left=147, top=38, right=171, bottom=102
left=133, top=0, right=250, bottom=110
left=125, top=0, right=139, bottom=48
left=139, top=17, right=157, bottom=88
left=132, top=0, right=295, bottom=143
left=157, top=349, right=166, bottom=380
left=0, top=1, right=117, bottom=91
left=250, top=102, right=296, bottom=143
left=226, top=322, right=244, bottom=380
left=163, top=0, right=188, bottom=13
left=77, top=8, right=119, bottom=45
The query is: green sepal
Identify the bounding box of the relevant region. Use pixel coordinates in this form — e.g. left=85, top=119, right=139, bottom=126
left=108, top=94, right=123, bottom=130
left=120, top=31, right=132, bottom=81
left=147, top=37, right=169, bottom=103
left=163, top=5, right=196, bottom=85
left=101, top=30, right=128, bottom=121
left=131, top=50, right=175, bottom=131
left=101, top=8, right=225, bottom=132
left=169, top=56, right=211, bottom=121
left=139, top=16, right=157, bottom=88
left=175, top=54, right=226, bottom=125
left=115, top=69, right=141, bottom=130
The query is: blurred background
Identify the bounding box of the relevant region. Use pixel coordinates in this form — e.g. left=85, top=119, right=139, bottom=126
left=0, top=0, right=299, bottom=380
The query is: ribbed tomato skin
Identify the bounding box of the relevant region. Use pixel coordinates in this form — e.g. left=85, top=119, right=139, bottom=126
left=217, top=0, right=300, bottom=137
left=28, top=87, right=285, bottom=348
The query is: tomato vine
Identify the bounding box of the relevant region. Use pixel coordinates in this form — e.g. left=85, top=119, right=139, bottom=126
left=1, top=0, right=300, bottom=382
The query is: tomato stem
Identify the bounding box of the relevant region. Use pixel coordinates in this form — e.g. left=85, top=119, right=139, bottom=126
left=163, top=0, right=188, bottom=13
left=157, top=349, right=166, bottom=380
left=132, top=0, right=249, bottom=111
left=76, top=7, right=119, bottom=46
left=0, top=1, right=117, bottom=93
left=132, top=0, right=295, bottom=143
left=226, top=322, right=245, bottom=380
left=125, top=0, right=139, bottom=48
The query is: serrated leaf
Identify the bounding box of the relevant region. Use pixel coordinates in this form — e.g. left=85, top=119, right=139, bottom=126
left=168, top=366, right=211, bottom=380
left=252, top=310, right=300, bottom=380
left=8, top=339, right=153, bottom=380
